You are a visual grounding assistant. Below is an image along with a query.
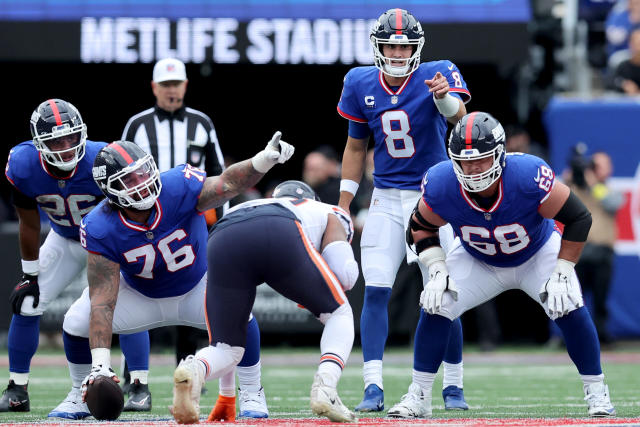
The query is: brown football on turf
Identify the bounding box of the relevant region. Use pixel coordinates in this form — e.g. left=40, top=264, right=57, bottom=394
left=85, top=376, right=124, bottom=420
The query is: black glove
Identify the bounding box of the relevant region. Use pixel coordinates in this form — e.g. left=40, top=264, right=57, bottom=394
left=9, top=274, right=40, bottom=315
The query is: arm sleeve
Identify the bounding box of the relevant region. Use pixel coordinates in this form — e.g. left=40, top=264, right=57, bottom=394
left=348, top=120, right=370, bottom=139
left=443, top=61, right=471, bottom=103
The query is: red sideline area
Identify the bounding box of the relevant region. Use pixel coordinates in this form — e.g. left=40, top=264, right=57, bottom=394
left=2, top=418, right=640, bottom=426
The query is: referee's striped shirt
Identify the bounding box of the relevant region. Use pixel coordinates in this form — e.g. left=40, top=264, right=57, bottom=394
left=122, top=105, right=224, bottom=177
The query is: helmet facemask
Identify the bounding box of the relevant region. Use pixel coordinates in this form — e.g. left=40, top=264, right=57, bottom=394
left=105, top=154, right=162, bottom=210
left=371, top=36, right=424, bottom=78
left=449, top=145, right=505, bottom=193
left=32, top=121, right=87, bottom=171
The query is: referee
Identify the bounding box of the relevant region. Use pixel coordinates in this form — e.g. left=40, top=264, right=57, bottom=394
left=121, top=57, right=223, bottom=397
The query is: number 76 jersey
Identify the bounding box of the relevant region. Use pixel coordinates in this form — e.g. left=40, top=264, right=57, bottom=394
left=422, top=153, right=556, bottom=268
left=337, top=62, right=470, bottom=190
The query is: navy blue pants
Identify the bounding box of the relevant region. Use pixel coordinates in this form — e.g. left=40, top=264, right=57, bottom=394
left=207, top=213, right=344, bottom=347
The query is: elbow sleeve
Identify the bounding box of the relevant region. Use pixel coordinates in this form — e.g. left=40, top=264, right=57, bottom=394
left=321, top=241, right=359, bottom=291
left=554, top=191, right=592, bottom=242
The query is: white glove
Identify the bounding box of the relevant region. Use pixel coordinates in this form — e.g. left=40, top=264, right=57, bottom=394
left=539, top=259, right=583, bottom=318
left=418, top=247, right=458, bottom=314
left=81, top=365, right=119, bottom=401
left=251, top=131, right=295, bottom=173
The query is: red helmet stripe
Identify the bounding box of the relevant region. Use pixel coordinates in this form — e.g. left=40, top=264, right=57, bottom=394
left=395, top=8, right=402, bottom=34
left=110, top=142, right=134, bottom=164
left=465, top=111, right=478, bottom=150
left=47, top=99, right=63, bottom=126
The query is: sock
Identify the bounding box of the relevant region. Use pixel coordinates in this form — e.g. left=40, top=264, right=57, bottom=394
left=318, top=356, right=343, bottom=389
left=9, top=372, right=29, bottom=386
left=238, top=317, right=260, bottom=367
left=363, top=360, right=383, bottom=390
left=237, top=361, right=261, bottom=392
left=413, top=311, right=453, bottom=373
left=360, top=286, right=392, bottom=362
left=119, top=331, right=150, bottom=371
left=581, top=373, right=605, bottom=393
left=443, top=317, right=463, bottom=364
left=219, top=370, right=236, bottom=397
left=412, top=369, right=436, bottom=393
left=442, top=361, right=464, bottom=389
left=68, top=362, right=92, bottom=388
left=8, top=314, right=40, bottom=375
left=62, top=331, right=91, bottom=364
left=554, top=306, right=602, bottom=375
left=196, top=344, right=242, bottom=381
left=130, top=370, right=148, bottom=384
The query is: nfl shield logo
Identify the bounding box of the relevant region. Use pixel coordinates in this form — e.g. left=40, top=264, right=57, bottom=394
left=484, top=212, right=492, bottom=221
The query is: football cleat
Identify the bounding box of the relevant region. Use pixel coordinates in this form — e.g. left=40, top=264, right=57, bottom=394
left=443, top=385, right=469, bottom=410
left=584, top=382, right=616, bottom=417
left=48, top=387, right=91, bottom=419
left=354, top=384, right=384, bottom=412
left=0, top=380, right=29, bottom=412
left=238, top=387, right=268, bottom=418
left=208, top=395, right=236, bottom=422
left=123, top=379, right=152, bottom=412
left=171, top=356, right=205, bottom=424
left=310, top=374, right=357, bottom=423
left=387, top=382, right=432, bottom=418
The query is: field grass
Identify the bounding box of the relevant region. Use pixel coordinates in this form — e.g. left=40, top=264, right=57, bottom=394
left=1, top=347, right=639, bottom=424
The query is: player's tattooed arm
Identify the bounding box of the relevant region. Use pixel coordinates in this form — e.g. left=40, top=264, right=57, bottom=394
left=196, top=159, right=264, bottom=212
left=87, top=252, right=120, bottom=350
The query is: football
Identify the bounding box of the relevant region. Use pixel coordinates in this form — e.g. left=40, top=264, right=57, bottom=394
left=85, top=375, right=124, bottom=420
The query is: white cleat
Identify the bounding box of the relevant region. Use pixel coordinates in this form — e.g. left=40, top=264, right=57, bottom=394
left=172, top=355, right=205, bottom=424
left=584, top=382, right=616, bottom=417
left=310, top=374, right=356, bottom=423
left=47, top=387, right=91, bottom=420
left=238, top=387, right=269, bottom=418
left=387, top=382, right=432, bottom=418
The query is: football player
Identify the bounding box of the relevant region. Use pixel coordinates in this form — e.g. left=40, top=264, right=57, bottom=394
left=171, top=180, right=358, bottom=424
left=337, top=8, right=471, bottom=412
left=390, top=111, right=615, bottom=418
left=58, top=135, right=293, bottom=422
left=1, top=99, right=151, bottom=418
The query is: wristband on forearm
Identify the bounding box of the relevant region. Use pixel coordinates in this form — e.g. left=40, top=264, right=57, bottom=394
left=91, top=347, right=111, bottom=368
left=433, top=93, right=460, bottom=118
left=340, top=179, right=359, bottom=196
left=21, top=259, right=39, bottom=276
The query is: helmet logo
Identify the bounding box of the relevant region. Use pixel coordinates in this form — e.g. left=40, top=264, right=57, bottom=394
left=93, top=165, right=106, bottom=179
left=491, top=124, right=505, bottom=141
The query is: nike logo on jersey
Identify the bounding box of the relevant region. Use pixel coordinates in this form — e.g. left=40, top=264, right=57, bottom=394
left=448, top=64, right=454, bottom=70
left=129, top=395, right=150, bottom=406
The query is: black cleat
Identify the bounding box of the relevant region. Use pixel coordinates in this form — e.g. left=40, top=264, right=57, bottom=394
left=0, top=381, right=30, bottom=412
left=123, top=379, right=152, bottom=412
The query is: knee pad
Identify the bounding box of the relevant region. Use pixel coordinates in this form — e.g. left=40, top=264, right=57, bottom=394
left=318, top=302, right=353, bottom=325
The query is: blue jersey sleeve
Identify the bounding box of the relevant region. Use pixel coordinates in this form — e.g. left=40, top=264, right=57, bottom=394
left=80, top=203, right=121, bottom=263
left=162, top=164, right=207, bottom=214
left=510, top=154, right=556, bottom=205
left=348, top=120, right=370, bottom=139
left=420, top=163, right=449, bottom=216
left=5, top=143, right=36, bottom=197
left=337, top=69, right=367, bottom=123
left=439, top=61, right=471, bottom=104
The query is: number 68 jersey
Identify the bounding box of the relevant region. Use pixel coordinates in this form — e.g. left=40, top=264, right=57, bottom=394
left=422, top=153, right=556, bottom=268
left=5, top=140, right=107, bottom=240
left=80, top=165, right=208, bottom=298
left=337, top=62, right=470, bottom=190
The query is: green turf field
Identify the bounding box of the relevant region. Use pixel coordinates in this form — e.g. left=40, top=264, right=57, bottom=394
left=0, top=347, right=638, bottom=423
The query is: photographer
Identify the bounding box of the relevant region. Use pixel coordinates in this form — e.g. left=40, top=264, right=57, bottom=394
left=567, top=145, right=623, bottom=344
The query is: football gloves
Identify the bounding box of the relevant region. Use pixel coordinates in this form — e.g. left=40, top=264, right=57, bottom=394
left=539, top=259, right=583, bottom=318
left=251, top=131, right=295, bottom=173
left=418, top=247, right=458, bottom=314
left=81, top=365, right=119, bottom=401
left=9, top=274, right=40, bottom=314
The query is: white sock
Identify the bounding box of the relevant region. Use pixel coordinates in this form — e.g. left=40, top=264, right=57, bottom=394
left=68, top=362, right=91, bottom=388
left=219, top=369, right=236, bottom=397
left=581, top=373, right=605, bottom=393
left=9, top=372, right=29, bottom=386
left=195, top=344, right=243, bottom=381
left=237, top=361, right=261, bottom=392
left=318, top=360, right=343, bottom=389
left=442, top=361, right=463, bottom=389
left=363, top=360, right=383, bottom=390
left=129, top=370, right=148, bottom=385
left=412, top=369, right=436, bottom=394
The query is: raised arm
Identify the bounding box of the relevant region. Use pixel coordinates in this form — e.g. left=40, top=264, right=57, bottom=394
left=197, top=131, right=295, bottom=212
left=338, top=136, right=368, bottom=213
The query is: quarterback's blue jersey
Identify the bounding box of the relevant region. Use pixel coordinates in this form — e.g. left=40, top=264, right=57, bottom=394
left=337, top=62, right=471, bottom=190
left=80, top=164, right=208, bottom=298
left=5, top=140, right=107, bottom=240
left=422, top=154, right=556, bottom=267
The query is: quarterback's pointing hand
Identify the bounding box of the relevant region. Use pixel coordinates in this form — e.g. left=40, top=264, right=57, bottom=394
left=425, top=72, right=450, bottom=99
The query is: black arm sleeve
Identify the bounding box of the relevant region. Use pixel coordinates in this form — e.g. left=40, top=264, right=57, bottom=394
left=10, top=184, right=37, bottom=210
left=553, top=191, right=592, bottom=242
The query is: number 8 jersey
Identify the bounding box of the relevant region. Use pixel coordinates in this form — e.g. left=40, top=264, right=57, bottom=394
left=80, top=165, right=208, bottom=298
left=337, top=62, right=470, bottom=190
left=422, top=153, right=556, bottom=268
left=5, top=140, right=107, bottom=240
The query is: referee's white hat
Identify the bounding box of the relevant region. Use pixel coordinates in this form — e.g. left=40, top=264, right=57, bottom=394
left=153, top=58, right=187, bottom=83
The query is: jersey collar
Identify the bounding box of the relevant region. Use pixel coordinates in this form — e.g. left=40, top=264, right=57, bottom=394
left=460, top=179, right=503, bottom=213
left=378, top=71, right=412, bottom=95
left=118, top=199, right=163, bottom=231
